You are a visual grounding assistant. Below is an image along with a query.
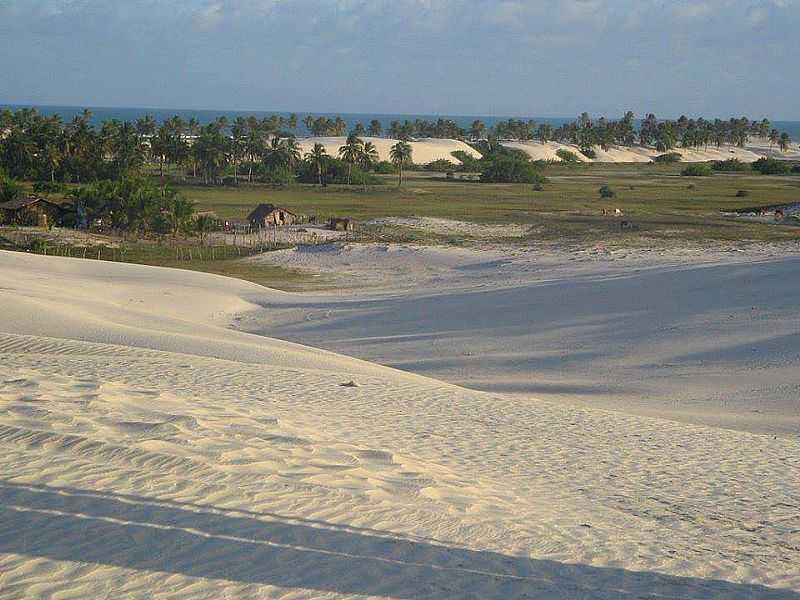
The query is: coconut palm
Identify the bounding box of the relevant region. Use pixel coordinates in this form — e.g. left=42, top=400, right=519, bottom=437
left=779, top=132, right=791, bottom=153
left=358, top=141, right=379, bottom=190
left=389, top=141, right=412, bottom=186
left=338, top=133, right=363, bottom=185
left=305, top=143, right=327, bottom=186
left=281, top=136, right=302, bottom=167
left=368, top=119, right=382, bottom=137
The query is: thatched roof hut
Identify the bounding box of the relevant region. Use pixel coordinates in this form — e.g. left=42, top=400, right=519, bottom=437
left=247, top=204, right=298, bottom=227
left=0, top=196, right=66, bottom=227
left=329, top=217, right=355, bottom=231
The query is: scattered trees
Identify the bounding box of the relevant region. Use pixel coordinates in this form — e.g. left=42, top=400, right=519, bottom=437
left=68, top=178, right=195, bottom=235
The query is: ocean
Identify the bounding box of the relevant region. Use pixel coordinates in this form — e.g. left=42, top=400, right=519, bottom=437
left=3, top=104, right=799, bottom=140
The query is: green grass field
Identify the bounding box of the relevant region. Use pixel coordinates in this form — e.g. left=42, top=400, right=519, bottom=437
left=177, top=163, right=800, bottom=247
left=10, top=163, right=798, bottom=289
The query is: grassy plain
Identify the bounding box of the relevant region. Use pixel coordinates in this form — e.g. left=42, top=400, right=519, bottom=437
left=179, top=163, right=800, bottom=247
left=7, top=162, right=799, bottom=289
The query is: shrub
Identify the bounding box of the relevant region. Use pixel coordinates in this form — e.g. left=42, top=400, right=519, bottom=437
left=373, top=161, right=396, bottom=174
left=532, top=182, right=544, bottom=191
left=480, top=157, right=548, bottom=184
left=425, top=159, right=457, bottom=172
left=653, top=152, right=682, bottom=164
left=711, top=158, right=751, bottom=172
left=735, top=190, right=750, bottom=197
left=445, top=171, right=455, bottom=180
left=296, top=158, right=382, bottom=185
left=687, top=184, right=696, bottom=190
left=262, top=165, right=295, bottom=186
left=33, top=181, right=67, bottom=195
left=681, top=163, right=713, bottom=177
left=752, top=157, right=792, bottom=175
left=599, top=184, right=615, bottom=198
left=556, top=149, right=580, bottom=163
left=450, top=150, right=481, bottom=172
left=0, top=174, right=23, bottom=202
left=580, top=147, right=597, bottom=159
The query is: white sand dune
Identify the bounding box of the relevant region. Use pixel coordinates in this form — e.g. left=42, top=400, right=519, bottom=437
left=297, top=136, right=481, bottom=166
left=0, top=250, right=798, bottom=598
left=504, top=140, right=766, bottom=163
left=298, top=136, right=796, bottom=165
left=251, top=241, right=800, bottom=436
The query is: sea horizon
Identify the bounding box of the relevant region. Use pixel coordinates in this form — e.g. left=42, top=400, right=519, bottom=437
left=4, top=103, right=800, bottom=140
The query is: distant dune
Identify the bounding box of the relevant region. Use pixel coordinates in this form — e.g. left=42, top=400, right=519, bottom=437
left=298, top=135, right=800, bottom=166
left=504, top=140, right=775, bottom=163
left=297, top=136, right=481, bottom=165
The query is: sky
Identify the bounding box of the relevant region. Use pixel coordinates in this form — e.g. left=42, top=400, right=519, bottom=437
left=1, top=0, right=798, bottom=119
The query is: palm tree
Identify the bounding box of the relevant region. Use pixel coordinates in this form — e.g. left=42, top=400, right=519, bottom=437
left=779, top=132, right=791, bottom=153
left=358, top=141, right=379, bottom=190
left=368, top=119, right=382, bottom=137
left=187, top=118, right=200, bottom=178
left=338, top=133, right=363, bottom=185
left=769, top=129, right=780, bottom=150
left=281, top=136, right=302, bottom=168
left=305, top=143, right=327, bottom=186
left=195, top=213, right=214, bottom=245
left=469, top=120, right=485, bottom=141
left=389, top=141, right=412, bottom=186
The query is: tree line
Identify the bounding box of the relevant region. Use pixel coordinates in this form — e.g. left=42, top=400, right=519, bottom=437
left=0, top=108, right=416, bottom=188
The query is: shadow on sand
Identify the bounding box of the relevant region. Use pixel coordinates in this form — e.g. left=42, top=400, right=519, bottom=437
left=0, top=481, right=796, bottom=599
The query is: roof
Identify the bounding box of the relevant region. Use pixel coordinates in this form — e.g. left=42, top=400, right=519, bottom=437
left=0, top=196, right=62, bottom=211
left=247, top=203, right=296, bottom=221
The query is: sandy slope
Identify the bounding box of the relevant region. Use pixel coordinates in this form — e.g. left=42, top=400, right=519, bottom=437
left=250, top=241, right=800, bottom=436
left=0, top=250, right=798, bottom=599
left=298, top=136, right=798, bottom=165
left=504, top=140, right=768, bottom=163
left=297, top=136, right=481, bottom=165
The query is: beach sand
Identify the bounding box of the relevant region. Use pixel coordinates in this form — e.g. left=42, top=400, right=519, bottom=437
left=0, top=249, right=798, bottom=598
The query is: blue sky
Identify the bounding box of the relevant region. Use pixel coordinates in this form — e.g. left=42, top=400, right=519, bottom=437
left=1, top=0, right=798, bottom=119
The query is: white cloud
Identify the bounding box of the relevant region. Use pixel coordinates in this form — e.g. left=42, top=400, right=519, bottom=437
left=673, top=1, right=712, bottom=19
left=193, top=2, right=224, bottom=30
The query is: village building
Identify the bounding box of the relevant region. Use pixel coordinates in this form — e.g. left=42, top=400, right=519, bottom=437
left=0, top=196, right=66, bottom=227
left=329, top=217, right=355, bottom=231
left=247, top=204, right=298, bottom=228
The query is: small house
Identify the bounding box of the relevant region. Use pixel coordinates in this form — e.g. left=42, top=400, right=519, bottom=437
left=247, top=204, right=297, bottom=228
left=0, top=196, right=66, bottom=227
left=329, top=217, right=355, bottom=232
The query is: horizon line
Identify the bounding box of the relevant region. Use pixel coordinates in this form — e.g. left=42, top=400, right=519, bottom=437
left=1, top=102, right=796, bottom=123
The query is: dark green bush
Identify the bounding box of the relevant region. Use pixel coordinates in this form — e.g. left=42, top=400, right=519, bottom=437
left=480, top=157, right=548, bottom=184
left=653, top=152, right=682, bottom=164
left=556, top=149, right=580, bottom=163
left=373, top=161, right=396, bottom=174
left=735, top=190, right=750, bottom=197
left=711, top=158, right=751, bottom=172
left=425, top=159, right=457, bottom=172
left=752, top=158, right=791, bottom=175
left=681, top=163, right=713, bottom=177
left=580, top=148, right=597, bottom=159
left=33, top=181, right=67, bottom=195
left=0, top=174, right=23, bottom=202
left=599, top=184, right=615, bottom=198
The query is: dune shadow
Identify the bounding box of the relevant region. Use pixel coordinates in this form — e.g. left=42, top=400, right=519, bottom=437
left=0, top=480, right=796, bottom=599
